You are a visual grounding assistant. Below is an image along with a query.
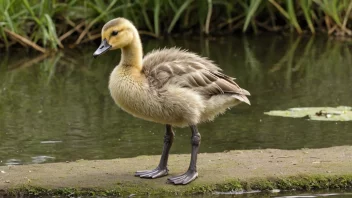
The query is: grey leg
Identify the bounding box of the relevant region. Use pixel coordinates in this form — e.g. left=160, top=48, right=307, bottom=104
left=135, top=124, right=174, bottom=178
left=168, top=125, right=200, bottom=185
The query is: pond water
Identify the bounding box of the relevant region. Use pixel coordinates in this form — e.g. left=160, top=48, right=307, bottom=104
left=0, top=35, right=351, bottom=166
left=188, top=190, right=352, bottom=198
left=192, top=190, right=352, bottom=198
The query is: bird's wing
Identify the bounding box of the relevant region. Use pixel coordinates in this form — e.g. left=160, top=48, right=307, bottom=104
left=142, top=48, right=250, bottom=104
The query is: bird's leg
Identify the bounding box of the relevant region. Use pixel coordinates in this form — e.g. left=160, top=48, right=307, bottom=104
left=168, top=125, right=200, bottom=185
left=135, top=124, right=174, bottom=178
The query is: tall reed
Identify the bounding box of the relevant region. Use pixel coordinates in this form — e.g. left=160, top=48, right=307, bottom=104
left=1, top=0, right=352, bottom=52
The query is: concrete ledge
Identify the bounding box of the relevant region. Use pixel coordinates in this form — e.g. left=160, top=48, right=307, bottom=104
left=1, top=146, right=351, bottom=196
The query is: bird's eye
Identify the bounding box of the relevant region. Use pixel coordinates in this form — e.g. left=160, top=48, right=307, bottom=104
left=111, top=31, right=118, bottom=36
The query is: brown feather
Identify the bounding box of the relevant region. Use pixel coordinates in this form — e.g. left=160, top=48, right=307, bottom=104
left=142, top=48, right=250, bottom=99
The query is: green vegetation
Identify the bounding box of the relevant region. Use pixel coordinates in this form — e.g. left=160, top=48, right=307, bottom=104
left=2, top=175, right=352, bottom=197
left=1, top=0, right=352, bottom=52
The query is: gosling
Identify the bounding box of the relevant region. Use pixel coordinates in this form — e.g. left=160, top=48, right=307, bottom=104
left=93, top=18, right=250, bottom=185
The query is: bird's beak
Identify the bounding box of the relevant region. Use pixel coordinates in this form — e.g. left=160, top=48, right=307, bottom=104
left=93, top=39, right=112, bottom=58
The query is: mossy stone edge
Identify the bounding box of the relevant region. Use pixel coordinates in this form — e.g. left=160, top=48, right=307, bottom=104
left=2, top=174, right=352, bottom=197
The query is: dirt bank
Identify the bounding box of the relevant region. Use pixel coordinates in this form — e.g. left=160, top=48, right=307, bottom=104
left=0, top=146, right=351, bottom=196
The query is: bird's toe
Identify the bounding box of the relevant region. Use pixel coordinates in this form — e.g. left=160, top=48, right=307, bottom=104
left=135, top=167, right=168, bottom=178
left=167, top=170, right=198, bottom=185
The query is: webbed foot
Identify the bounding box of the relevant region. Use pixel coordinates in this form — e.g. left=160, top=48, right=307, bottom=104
left=167, top=169, right=198, bottom=185
left=135, top=167, right=168, bottom=179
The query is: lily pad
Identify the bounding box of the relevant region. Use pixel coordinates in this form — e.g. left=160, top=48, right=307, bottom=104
left=264, top=106, right=352, bottom=121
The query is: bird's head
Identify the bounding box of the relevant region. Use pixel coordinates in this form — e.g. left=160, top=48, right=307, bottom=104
left=93, top=18, right=135, bottom=57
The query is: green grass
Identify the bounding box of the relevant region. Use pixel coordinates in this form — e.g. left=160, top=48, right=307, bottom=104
left=1, top=0, right=352, bottom=52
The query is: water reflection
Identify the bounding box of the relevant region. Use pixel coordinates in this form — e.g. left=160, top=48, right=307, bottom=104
left=0, top=35, right=351, bottom=165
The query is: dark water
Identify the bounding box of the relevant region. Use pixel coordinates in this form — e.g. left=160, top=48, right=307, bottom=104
left=185, top=190, right=352, bottom=198
left=0, top=35, right=352, bottom=166
left=185, top=191, right=352, bottom=198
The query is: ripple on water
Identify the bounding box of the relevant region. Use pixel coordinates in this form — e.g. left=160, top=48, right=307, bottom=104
left=5, top=159, right=22, bottom=165
left=31, top=156, right=55, bottom=164
left=40, top=140, right=63, bottom=144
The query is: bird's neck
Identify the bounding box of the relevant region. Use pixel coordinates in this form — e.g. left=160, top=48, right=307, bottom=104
left=120, top=31, right=143, bottom=70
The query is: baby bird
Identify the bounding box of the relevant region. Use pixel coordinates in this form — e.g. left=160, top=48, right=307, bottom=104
left=93, top=18, right=250, bottom=185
